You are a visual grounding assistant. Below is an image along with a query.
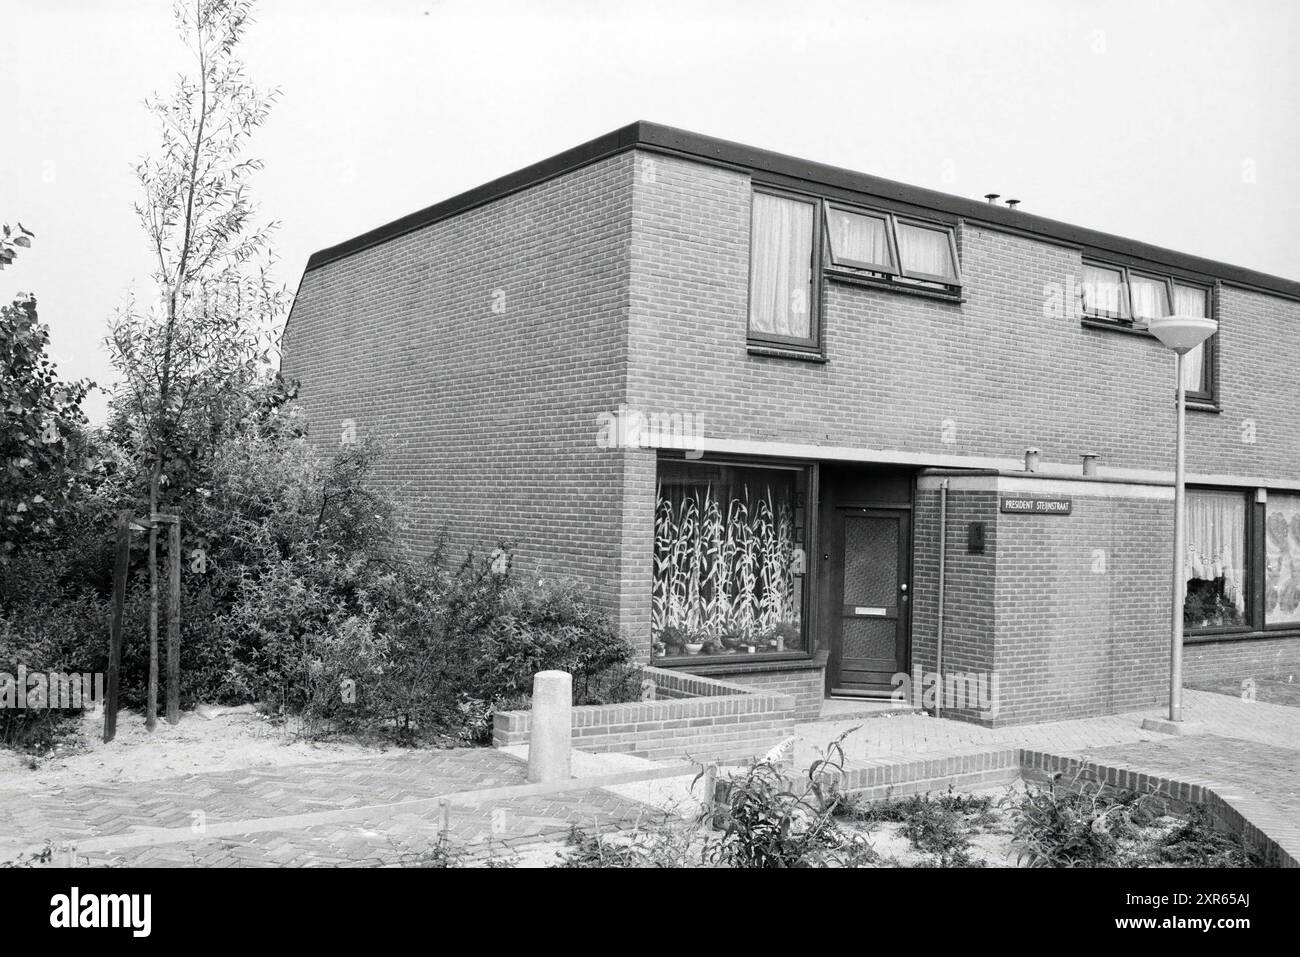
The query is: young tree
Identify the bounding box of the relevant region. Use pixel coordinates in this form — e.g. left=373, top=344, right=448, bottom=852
left=107, top=0, right=284, bottom=728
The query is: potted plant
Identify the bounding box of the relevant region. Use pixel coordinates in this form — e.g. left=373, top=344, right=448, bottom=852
left=659, top=624, right=687, bottom=656
left=683, top=630, right=706, bottom=656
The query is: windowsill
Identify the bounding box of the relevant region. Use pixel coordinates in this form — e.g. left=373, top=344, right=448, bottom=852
left=1186, top=400, right=1221, bottom=414
left=825, top=268, right=964, bottom=303
left=746, top=343, right=828, bottom=363
left=1185, top=627, right=1300, bottom=645
left=1080, top=316, right=1158, bottom=338
left=654, top=651, right=814, bottom=669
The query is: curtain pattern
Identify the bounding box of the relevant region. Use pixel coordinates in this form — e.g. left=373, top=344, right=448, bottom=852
left=651, top=468, right=802, bottom=650
left=896, top=222, right=954, bottom=279
left=749, top=193, right=813, bottom=338
left=1266, top=493, right=1300, bottom=624
left=828, top=208, right=891, bottom=268
left=1185, top=489, right=1247, bottom=615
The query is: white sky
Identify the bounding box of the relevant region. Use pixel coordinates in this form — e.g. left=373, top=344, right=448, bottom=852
left=4, top=0, right=1298, bottom=423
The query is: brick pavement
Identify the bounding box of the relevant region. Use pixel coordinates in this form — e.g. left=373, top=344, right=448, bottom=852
left=0, top=747, right=656, bottom=867
left=3, top=688, right=1296, bottom=867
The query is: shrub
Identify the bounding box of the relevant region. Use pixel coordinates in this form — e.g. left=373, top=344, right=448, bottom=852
left=701, top=731, right=876, bottom=868
left=1011, top=774, right=1154, bottom=867
left=837, top=787, right=994, bottom=866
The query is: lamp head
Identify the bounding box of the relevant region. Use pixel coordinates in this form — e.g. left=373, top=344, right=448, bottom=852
left=1147, top=314, right=1218, bottom=354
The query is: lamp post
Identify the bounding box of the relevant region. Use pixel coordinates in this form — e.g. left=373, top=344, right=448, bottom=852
left=1146, top=313, right=1218, bottom=723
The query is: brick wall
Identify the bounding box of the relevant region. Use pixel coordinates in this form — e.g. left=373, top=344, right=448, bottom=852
left=911, top=476, right=1173, bottom=726
left=492, top=666, right=795, bottom=763
left=1184, top=638, right=1300, bottom=684
left=624, top=150, right=1300, bottom=484
left=281, top=154, right=639, bottom=626
left=679, top=660, right=828, bottom=723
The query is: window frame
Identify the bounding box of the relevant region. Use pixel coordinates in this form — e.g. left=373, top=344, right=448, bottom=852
left=1080, top=260, right=1131, bottom=321
left=821, top=199, right=962, bottom=294
left=1183, top=485, right=1255, bottom=638
left=1263, top=490, right=1300, bottom=633
left=651, top=453, right=815, bottom=667
left=1080, top=259, right=1219, bottom=406
left=1172, top=280, right=1216, bottom=404
left=892, top=214, right=963, bottom=287
left=746, top=187, right=823, bottom=353
left=823, top=202, right=898, bottom=276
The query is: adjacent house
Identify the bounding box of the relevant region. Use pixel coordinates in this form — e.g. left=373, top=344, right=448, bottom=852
left=280, top=122, right=1300, bottom=726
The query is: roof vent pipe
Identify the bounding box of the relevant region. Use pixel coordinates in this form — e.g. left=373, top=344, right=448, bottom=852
left=984, top=193, right=1000, bottom=204
left=1006, top=199, right=1021, bottom=210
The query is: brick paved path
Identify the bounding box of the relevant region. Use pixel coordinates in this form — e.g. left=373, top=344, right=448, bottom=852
left=4, top=689, right=1297, bottom=867
left=1078, top=734, right=1300, bottom=861
left=0, top=748, right=655, bottom=867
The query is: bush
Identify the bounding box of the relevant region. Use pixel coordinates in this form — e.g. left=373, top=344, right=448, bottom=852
left=702, top=731, right=876, bottom=868
left=0, top=378, right=635, bottom=749
left=1011, top=774, right=1154, bottom=867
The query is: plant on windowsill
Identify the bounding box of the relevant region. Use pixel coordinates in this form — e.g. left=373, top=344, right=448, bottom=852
left=658, top=624, right=688, bottom=656
left=1183, top=585, right=1239, bottom=629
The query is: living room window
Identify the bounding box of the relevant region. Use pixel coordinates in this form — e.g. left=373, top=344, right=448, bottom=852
left=1184, top=488, right=1250, bottom=631
left=652, top=458, right=809, bottom=663
left=1266, top=492, right=1300, bottom=627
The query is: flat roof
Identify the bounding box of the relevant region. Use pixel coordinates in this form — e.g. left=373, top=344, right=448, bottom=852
left=302, top=121, right=1300, bottom=302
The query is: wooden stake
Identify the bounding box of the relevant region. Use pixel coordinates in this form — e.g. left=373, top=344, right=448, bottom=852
left=166, top=515, right=181, bottom=725
left=146, top=512, right=158, bottom=732
left=103, top=511, right=131, bottom=744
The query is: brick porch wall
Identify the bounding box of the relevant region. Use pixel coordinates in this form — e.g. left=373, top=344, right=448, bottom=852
left=492, top=666, right=795, bottom=763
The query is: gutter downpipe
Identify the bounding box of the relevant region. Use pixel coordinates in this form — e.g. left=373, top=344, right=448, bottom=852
left=935, top=479, right=949, bottom=720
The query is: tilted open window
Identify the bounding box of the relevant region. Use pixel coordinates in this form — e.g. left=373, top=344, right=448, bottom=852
left=824, top=201, right=961, bottom=293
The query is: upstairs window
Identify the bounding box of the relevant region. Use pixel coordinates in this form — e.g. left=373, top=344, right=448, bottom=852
left=824, top=201, right=960, bottom=293
left=1080, top=259, right=1216, bottom=404
left=825, top=206, right=894, bottom=274
left=1173, top=283, right=1212, bottom=400
left=1081, top=262, right=1128, bottom=319
left=1128, top=272, right=1170, bottom=329
left=895, top=219, right=960, bottom=284
left=748, top=190, right=819, bottom=348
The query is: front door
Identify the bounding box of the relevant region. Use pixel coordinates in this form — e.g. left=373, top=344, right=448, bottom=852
left=829, top=507, right=910, bottom=696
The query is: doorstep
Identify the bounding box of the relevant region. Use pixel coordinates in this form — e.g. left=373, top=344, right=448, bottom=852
left=818, top=697, right=920, bottom=722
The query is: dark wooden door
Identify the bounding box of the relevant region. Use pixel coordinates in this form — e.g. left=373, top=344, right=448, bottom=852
left=829, top=508, right=910, bottom=695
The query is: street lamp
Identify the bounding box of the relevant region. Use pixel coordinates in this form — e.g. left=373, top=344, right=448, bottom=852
left=1146, top=313, right=1218, bottom=723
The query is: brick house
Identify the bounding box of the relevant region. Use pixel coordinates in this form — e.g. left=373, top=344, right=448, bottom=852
left=280, top=122, right=1300, bottom=727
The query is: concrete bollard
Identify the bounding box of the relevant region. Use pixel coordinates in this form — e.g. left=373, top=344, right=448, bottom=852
left=526, top=670, right=572, bottom=783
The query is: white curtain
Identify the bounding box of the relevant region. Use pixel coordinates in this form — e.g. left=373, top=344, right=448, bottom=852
left=1175, top=284, right=1209, bottom=391
left=1128, top=275, right=1169, bottom=322
left=750, top=193, right=813, bottom=338
left=828, top=209, right=890, bottom=268
left=896, top=222, right=954, bottom=279
left=1082, top=264, right=1125, bottom=315
left=1185, top=489, right=1247, bottom=614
